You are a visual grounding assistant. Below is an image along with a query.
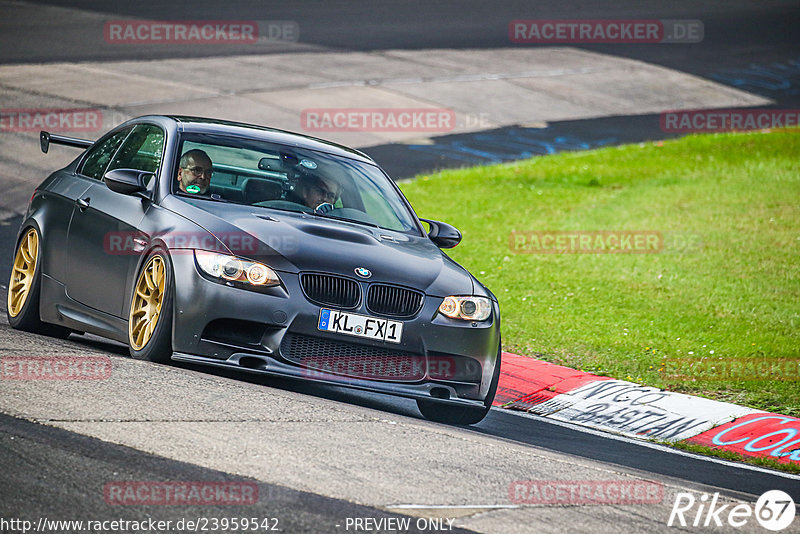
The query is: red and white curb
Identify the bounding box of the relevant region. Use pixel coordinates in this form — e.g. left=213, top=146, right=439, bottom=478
left=493, top=352, right=800, bottom=466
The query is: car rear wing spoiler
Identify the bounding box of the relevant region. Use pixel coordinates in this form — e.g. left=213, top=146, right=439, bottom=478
left=39, top=130, right=93, bottom=153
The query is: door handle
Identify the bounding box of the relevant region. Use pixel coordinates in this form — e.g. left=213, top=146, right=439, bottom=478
left=76, top=197, right=90, bottom=210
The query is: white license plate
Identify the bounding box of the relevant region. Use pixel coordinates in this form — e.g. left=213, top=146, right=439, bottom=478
left=317, top=309, right=403, bottom=343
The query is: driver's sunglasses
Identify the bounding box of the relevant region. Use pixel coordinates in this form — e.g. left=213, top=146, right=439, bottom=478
left=312, top=183, right=338, bottom=202
left=184, top=165, right=213, bottom=178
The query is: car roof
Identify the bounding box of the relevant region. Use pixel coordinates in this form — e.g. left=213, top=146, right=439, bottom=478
left=163, top=115, right=375, bottom=164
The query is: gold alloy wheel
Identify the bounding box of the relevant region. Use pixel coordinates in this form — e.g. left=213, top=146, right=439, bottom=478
left=129, top=255, right=166, bottom=350
left=8, top=228, right=39, bottom=318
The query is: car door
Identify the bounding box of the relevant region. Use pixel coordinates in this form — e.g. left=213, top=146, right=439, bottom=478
left=65, top=123, right=165, bottom=318
left=38, top=127, right=132, bottom=284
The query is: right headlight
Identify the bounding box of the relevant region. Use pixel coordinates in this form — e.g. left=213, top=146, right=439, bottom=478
left=438, top=296, right=492, bottom=321
left=194, top=250, right=280, bottom=287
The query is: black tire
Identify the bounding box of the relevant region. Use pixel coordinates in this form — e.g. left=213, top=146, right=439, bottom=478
left=128, top=249, right=174, bottom=363
left=7, top=226, right=72, bottom=339
left=417, top=344, right=502, bottom=425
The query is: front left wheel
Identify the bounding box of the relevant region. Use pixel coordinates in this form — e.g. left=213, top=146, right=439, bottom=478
left=128, top=249, right=174, bottom=363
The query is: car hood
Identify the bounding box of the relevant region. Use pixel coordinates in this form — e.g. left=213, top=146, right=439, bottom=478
left=163, top=197, right=476, bottom=297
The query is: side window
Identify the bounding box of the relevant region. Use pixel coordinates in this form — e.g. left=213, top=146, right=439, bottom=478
left=78, top=127, right=132, bottom=180
left=106, top=124, right=165, bottom=176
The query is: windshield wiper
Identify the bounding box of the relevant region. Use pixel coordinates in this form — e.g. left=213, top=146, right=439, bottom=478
left=175, top=192, right=230, bottom=203
left=311, top=210, right=379, bottom=228
left=254, top=204, right=313, bottom=216
left=254, top=203, right=379, bottom=228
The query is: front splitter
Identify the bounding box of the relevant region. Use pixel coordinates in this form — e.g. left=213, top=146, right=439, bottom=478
left=171, top=351, right=486, bottom=408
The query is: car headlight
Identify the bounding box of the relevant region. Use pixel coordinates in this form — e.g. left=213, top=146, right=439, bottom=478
left=194, top=250, right=280, bottom=287
left=438, top=296, right=492, bottom=321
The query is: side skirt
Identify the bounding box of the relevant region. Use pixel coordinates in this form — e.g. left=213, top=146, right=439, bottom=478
left=39, top=274, right=128, bottom=343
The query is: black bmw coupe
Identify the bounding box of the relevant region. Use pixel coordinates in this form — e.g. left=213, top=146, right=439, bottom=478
left=7, top=115, right=501, bottom=424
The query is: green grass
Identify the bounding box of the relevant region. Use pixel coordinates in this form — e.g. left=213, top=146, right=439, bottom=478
left=400, top=130, right=800, bottom=416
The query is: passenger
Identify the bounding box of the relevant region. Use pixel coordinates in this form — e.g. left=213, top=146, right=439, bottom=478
left=290, top=173, right=341, bottom=210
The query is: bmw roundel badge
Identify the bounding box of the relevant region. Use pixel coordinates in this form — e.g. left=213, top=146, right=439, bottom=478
left=355, top=267, right=371, bottom=278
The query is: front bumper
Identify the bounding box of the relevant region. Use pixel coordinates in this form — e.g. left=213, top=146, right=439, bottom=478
left=170, top=252, right=501, bottom=403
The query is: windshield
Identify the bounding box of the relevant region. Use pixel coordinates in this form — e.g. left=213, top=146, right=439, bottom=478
left=173, top=133, right=420, bottom=234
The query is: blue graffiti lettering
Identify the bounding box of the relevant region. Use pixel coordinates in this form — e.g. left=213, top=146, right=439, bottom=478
left=711, top=57, right=800, bottom=95
left=408, top=128, right=619, bottom=166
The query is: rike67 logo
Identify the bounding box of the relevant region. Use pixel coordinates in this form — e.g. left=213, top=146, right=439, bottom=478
left=668, top=490, right=795, bottom=531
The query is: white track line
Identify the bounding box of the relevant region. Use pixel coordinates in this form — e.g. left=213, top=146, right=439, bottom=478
left=386, top=505, right=520, bottom=510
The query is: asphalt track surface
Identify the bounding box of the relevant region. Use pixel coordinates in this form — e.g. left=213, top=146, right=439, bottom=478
left=3, top=0, right=800, bottom=179
left=2, top=1, right=800, bottom=533
left=0, top=322, right=798, bottom=531
left=2, top=413, right=475, bottom=534
left=3, top=0, right=798, bottom=70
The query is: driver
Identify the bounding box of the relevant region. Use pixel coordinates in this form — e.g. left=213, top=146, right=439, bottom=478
left=176, top=149, right=213, bottom=194
left=292, top=172, right=341, bottom=210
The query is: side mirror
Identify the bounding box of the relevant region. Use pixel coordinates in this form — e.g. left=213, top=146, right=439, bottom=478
left=40, top=131, right=50, bottom=153
left=420, top=218, right=462, bottom=249
left=104, top=168, right=152, bottom=196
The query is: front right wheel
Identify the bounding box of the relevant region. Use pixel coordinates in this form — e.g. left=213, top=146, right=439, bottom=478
left=417, top=345, right=502, bottom=425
